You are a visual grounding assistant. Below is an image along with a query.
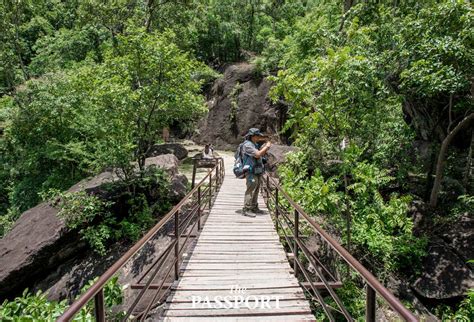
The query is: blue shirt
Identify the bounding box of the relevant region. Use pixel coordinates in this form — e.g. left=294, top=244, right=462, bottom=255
left=242, top=140, right=264, bottom=173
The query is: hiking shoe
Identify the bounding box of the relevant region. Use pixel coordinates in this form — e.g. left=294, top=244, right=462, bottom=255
left=251, top=208, right=265, bottom=214
left=242, top=209, right=256, bottom=217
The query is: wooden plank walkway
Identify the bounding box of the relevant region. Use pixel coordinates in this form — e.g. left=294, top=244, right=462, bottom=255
left=160, top=156, right=315, bottom=321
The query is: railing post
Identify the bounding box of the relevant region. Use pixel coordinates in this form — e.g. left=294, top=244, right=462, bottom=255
left=275, top=189, right=279, bottom=231
left=209, top=168, right=212, bottom=209
left=174, top=210, right=179, bottom=280
left=294, top=209, right=299, bottom=278
left=266, top=175, right=269, bottom=202
left=191, top=158, right=197, bottom=189
left=221, top=159, right=224, bottom=178
left=366, top=285, right=376, bottom=322
left=197, top=186, right=202, bottom=231
left=94, top=289, right=105, bottom=322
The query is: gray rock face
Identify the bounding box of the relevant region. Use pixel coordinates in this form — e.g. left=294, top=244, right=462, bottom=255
left=169, top=174, right=188, bottom=201
left=412, top=234, right=474, bottom=300
left=193, top=63, right=286, bottom=149
left=0, top=154, right=184, bottom=300
left=69, top=170, right=118, bottom=197
left=0, top=203, right=71, bottom=298
left=266, top=144, right=298, bottom=172
left=147, top=143, right=188, bottom=160
left=145, top=154, right=179, bottom=176
left=441, top=214, right=473, bottom=261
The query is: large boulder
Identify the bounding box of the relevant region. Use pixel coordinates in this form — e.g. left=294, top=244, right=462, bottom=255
left=147, top=143, right=188, bottom=160
left=145, top=154, right=179, bottom=176
left=169, top=174, right=188, bottom=201
left=0, top=154, right=183, bottom=300
left=441, top=214, right=473, bottom=261
left=193, top=63, right=287, bottom=149
left=0, top=203, right=79, bottom=299
left=266, top=144, right=298, bottom=172
left=412, top=214, right=473, bottom=300
left=412, top=236, right=474, bottom=300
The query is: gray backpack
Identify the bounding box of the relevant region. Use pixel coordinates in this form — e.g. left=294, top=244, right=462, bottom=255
left=233, top=142, right=249, bottom=178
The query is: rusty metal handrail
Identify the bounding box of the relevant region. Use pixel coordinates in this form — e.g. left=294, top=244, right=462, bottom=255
left=58, top=157, right=225, bottom=322
left=262, top=174, right=418, bottom=322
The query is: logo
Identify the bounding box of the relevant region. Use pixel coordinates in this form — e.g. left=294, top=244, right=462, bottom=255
left=191, top=285, right=282, bottom=309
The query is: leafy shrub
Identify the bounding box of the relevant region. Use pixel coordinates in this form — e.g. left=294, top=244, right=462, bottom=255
left=41, top=167, right=172, bottom=256
left=346, top=160, right=426, bottom=271
left=42, top=189, right=112, bottom=229
left=42, top=189, right=113, bottom=256
left=279, top=149, right=426, bottom=272
left=0, top=277, right=124, bottom=321
left=436, top=277, right=474, bottom=322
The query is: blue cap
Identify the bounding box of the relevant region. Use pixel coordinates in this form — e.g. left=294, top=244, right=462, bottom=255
left=245, top=128, right=264, bottom=137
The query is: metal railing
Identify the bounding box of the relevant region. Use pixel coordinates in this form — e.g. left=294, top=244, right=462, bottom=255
left=261, top=174, right=418, bottom=322
left=58, top=157, right=225, bottom=321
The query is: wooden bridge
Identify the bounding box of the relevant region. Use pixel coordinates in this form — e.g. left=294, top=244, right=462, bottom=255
left=161, top=160, right=314, bottom=321
left=58, top=156, right=418, bottom=322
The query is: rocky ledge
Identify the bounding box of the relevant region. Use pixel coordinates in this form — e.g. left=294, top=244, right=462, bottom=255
left=0, top=154, right=187, bottom=300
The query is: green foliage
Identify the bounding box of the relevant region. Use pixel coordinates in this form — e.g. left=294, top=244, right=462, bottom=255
left=0, top=26, right=207, bottom=228
left=280, top=150, right=426, bottom=272
left=436, top=287, right=474, bottom=321
left=398, top=1, right=473, bottom=98
left=191, top=0, right=314, bottom=63
left=0, top=0, right=317, bottom=228
left=346, top=160, right=426, bottom=271
left=74, top=28, right=209, bottom=172
left=263, top=2, right=473, bottom=318
left=42, top=189, right=112, bottom=229
left=0, top=277, right=124, bottom=321
left=40, top=167, right=171, bottom=255
left=1, top=74, right=92, bottom=213
left=0, top=289, right=80, bottom=321
left=280, top=152, right=344, bottom=218
left=451, top=194, right=474, bottom=217
left=30, top=25, right=108, bottom=75
left=0, top=1, right=472, bottom=319
left=80, top=276, right=124, bottom=310
left=434, top=194, right=474, bottom=228
left=41, top=189, right=114, bottom=255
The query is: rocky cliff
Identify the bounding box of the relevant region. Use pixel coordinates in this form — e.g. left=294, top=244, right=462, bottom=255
left=193, top=63, right=288, bottom=149
left=0, top=154, right=187, bottom=300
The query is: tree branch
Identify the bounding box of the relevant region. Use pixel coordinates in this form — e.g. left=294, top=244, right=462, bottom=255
left=430, top=112, right=474, bottom=207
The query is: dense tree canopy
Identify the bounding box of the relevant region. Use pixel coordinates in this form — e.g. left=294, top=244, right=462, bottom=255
left=0, top=0, right=472, bottom=320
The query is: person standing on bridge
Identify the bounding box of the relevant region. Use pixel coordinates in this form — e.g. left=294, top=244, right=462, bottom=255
left=241, top=128, right=271, bottom=217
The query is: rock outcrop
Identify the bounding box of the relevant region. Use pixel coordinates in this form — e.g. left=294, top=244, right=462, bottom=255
left=147, top=143, right=188, bottom=160
left=0, top=154, right=186, bottom=300
left=193, top=63, right=287, bottom=149
left=145, top=154, right=180, bottom=176
left=266, top=144, right=298, bottom=172
left=412, top=214, right=474, bottom=300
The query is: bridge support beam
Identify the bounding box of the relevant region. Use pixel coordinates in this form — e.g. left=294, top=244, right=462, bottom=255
left=94, top=289, right=105, bottom=322
left=209, top=169, right=212, bottom=209
left=198, top=186, right=202, bottom=231
left=275, top=189, right=279, bottom=231
left=366, top=285, right=376, bottom=322
left=294, top=209, right=300, bottom=278
left=174, top=210, right=179, bottom=280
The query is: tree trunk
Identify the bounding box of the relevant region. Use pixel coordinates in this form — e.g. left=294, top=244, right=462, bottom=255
left=462, top=130, right=473, bottom=189
left=145, top=0, right=155, bottom=32
left=344, top=0, right=354, bottom=12
left=248, top=0, right=255, bottom=50
left=339, top=0, right=354, bottom=32
left=430, top=113, right=474, bottom=207
left=13, top=2, right=29, bottom=81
